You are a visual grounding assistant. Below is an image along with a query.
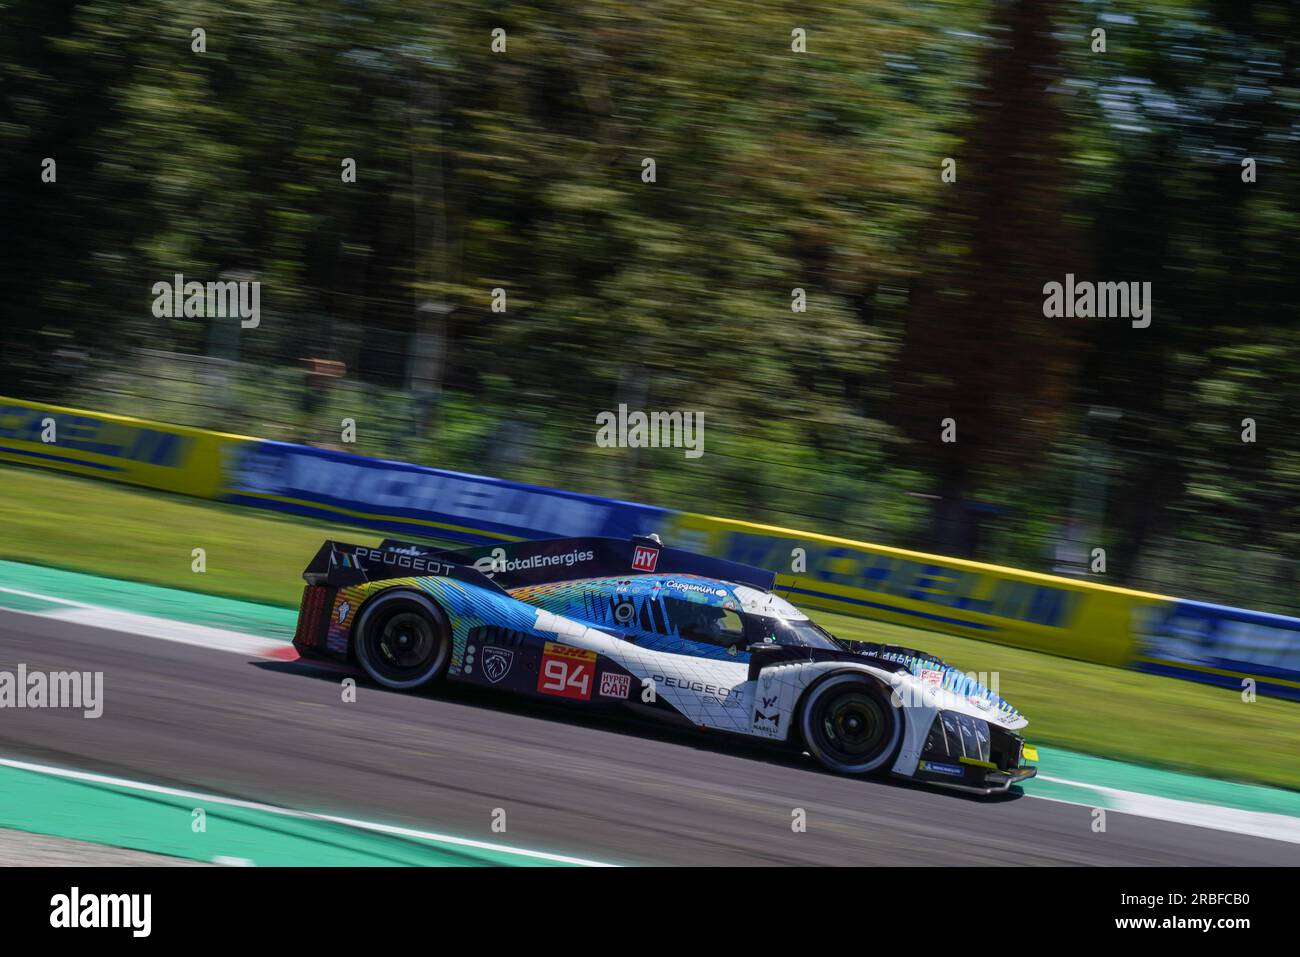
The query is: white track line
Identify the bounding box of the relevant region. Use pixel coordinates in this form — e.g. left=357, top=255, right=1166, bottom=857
left=0, top=587, right=289, bottom=658
left=0, top=756, right=616, bottom=867
left=1033, top=775, right=1300, bottom=846
left=0, top=585, right=90, bottom=608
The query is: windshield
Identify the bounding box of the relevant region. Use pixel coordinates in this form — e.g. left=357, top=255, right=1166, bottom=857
left=747, top=615, right=843, bottom=650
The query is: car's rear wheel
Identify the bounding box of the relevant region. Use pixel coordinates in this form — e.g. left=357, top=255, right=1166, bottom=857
left=799, top=673, right=901, bottom=775
left=353, top=590, right=451, bottom=690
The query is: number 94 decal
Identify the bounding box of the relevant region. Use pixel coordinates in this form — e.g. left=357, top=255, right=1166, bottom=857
left=537, top=641, right=597, bottom=701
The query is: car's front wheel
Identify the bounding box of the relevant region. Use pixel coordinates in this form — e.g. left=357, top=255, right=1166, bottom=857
left=353, top=590, right=451, bottom=690
left=799, top=673, right=902, bottom=775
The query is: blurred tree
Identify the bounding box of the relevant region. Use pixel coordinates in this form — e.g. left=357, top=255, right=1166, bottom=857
left=0, top=0, right=1294, bottom=608
left=897, top=0, right=1083, bottom=556
left=1065, top=0, right=1300, bottom=593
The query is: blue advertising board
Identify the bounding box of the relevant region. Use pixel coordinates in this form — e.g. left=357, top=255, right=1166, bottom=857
left=220, top=440, right=668, bottom=546
left=1135, top=600, right=1300, bottom=701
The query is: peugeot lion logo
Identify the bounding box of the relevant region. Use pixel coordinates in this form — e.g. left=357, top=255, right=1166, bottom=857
left=482, top=647, right=514, bottom=683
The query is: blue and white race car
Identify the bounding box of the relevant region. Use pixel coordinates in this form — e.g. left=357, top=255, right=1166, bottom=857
left=292, top=534, right=1038, bottom=794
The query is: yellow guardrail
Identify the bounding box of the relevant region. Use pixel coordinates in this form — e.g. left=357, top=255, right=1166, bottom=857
left=665, top=512, right=1172, bottom=666
left=0, top=397, right=250, bottom=499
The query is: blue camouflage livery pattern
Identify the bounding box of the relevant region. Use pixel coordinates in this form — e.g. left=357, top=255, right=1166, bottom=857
left=328, top=575, right=544, bottom=673
left=508, top=574, right=747, bottom=661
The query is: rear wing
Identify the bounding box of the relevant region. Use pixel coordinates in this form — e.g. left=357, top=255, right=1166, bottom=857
left=303, top=535, right=777, bottom=592
left=301, top=540, right=506, bottom=592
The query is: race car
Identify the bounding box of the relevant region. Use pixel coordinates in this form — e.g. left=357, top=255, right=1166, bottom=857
left=291, top=534, right=1038, bottom=794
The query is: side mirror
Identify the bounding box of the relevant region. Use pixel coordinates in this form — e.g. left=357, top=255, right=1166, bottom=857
left=745, top=641, right=788, bottom=680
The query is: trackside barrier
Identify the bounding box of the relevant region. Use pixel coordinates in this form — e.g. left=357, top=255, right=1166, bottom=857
left=660, top=512, right=1167, bottom=668
left=219, top=440, right=667, bottom=543
left=1134, top=601, right=1300, bottom=702
left=0, top=397, right=241, bottom=498
left=3, top=396, right=1297, bottom=696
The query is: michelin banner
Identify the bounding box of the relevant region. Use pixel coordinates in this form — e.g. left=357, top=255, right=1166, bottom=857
left=4, top=396, right=1297, bottom=695
left=661, top=512, right=1168, bottom=667
left=221, top=440, right=668, bottom=545
left=1135, top=601, right=1300, bottom=701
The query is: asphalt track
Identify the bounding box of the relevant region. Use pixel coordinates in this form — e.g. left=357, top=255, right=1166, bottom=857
left=0, top=609, right=1295, bottom=866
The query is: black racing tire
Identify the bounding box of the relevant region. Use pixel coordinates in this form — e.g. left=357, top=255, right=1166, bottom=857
left=353, top=590, right=451, bottom=690
left=799, top=672, right=902, bottom=775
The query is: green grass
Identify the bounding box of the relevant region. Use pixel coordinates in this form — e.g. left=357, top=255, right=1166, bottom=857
left=3, top=463, right=1299, bottom=792
left=0, top=464, right=419, bottom=608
